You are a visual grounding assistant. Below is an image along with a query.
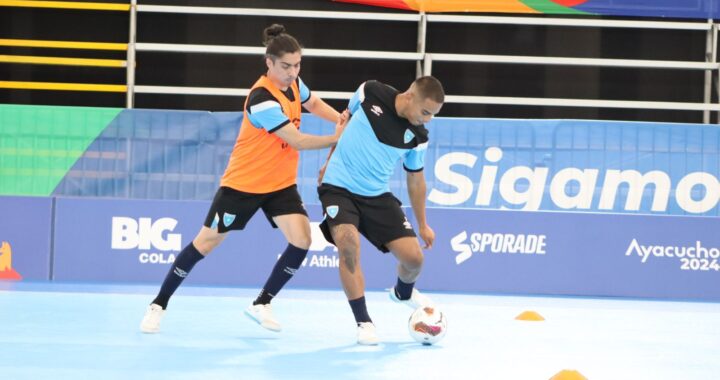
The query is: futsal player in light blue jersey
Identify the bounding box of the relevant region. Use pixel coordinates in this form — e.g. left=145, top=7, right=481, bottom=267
left=317, top=76, right=445, bottom=345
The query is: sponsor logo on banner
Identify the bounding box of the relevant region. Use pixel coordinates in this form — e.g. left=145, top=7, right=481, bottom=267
left=111, top=217, right=182, bottom=264
left=450, top=230, right=547, bottom=265
left=0, top=241, right=22, bottom=280
left=428, top=146, right=720, bottom=214
left=625, top=239, right=720, bottom=272
left=309, top=222, right=336, bottom=253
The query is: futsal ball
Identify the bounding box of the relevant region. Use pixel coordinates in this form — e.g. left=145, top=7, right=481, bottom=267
left=408, top=306, right=447, bottom=345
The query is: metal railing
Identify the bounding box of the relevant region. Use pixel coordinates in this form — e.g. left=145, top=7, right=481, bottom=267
left=1, top=1, right=718, bottom=121
left=423, top=15, right=720, bottom=121
left=0, top=0, right=130, bottom=94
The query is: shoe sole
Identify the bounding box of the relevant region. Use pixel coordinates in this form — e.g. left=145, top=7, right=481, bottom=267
left=243, top=309, right=281, bottom=332
left=388, top=289, right=418, bottom=309
left=140, top=325, right=159, bottom=334
left=389, top=288, right=434, bottom=310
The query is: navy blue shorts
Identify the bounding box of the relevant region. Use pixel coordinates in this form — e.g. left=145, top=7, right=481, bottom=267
left=203, top=185, right=307, bottom=233
left=317, top=184, right=416, bottom=253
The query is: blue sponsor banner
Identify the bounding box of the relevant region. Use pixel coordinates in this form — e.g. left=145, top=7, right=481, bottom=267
left=52, top=197, right=394, bottom=289
left=421, top=207, right=720, bottom=301
left=50, top=196, right=720, bottom=301
left=0, top=196, right=52, bottom=281
left=45, top=109, right=720, bottom=300
left=421, top=118, right=720, bottom=217
left=53, top=197, right=280, bottom=285
left=53, top=112, right=720, bottom=218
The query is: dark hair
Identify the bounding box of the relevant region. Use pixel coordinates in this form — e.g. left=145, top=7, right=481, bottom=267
left=263, top=24, right=302, bottom=60
left=413, top=76, right=445, bottom=103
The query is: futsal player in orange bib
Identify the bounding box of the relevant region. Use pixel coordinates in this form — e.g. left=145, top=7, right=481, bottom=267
left=141, top=24, right=348, bottom=333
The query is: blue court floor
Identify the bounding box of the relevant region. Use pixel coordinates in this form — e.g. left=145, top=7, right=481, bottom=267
left=1, top=282, right=719, bottom=380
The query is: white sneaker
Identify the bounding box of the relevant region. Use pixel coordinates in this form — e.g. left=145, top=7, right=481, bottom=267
left=244, top=303, right=282, bottom=332
left=140, top=303, right=165, bottom=333
left=357, top=322, right=380, bottom=345
left=389, top=287, right=434, bottom=310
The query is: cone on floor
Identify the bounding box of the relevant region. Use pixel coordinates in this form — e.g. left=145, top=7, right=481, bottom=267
left=515, top=310, right=545, bottom=321
left=549, top=369, right=587, bottom=380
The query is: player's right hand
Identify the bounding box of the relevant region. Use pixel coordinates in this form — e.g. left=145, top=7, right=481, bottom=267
left=419, top=224, right=435, bottom=249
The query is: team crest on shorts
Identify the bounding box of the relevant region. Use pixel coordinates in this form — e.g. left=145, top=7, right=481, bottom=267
left=404, top=129, right=415, bottom=144
left=223, top=212, right=236, bottom=227
left=326, top=205, right=339, bottom=219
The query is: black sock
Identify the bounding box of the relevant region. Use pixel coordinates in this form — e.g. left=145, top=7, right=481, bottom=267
left=349, top=296, right=372, bottom=324
left=395, top=278, right=415, bottom=301
left=152, top=243, right=204, bottom=309
left=253, top=243, right=308, bottom=305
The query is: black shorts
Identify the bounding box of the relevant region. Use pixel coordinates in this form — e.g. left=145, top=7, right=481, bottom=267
left=317, top=184, right=416, bottom=253
left=203, top=185, right=307, bottom=233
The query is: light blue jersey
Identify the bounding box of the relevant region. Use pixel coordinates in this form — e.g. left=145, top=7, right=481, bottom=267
left=322, top=81, right=429, bottom=196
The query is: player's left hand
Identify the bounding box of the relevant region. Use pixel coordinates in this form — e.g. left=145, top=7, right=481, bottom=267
left=419, top=224, right=435, bottom=249
left=334, top=109, right=350, bottom=139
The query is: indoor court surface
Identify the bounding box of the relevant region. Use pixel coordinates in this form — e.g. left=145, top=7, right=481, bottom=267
left=1, top=282, right=718, bottom=380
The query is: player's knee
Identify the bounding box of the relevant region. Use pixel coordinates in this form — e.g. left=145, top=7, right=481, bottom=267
left=193, top=232, right=223, bottom=254
left=290, top=233, right=312, bottom=250
left=193, top=239, right=217, bottom=255
left=337, top=235, right=359, bottom=261
left=403, top=248, right=424, bottom=271
left=334, top=229, right=360, bottom=252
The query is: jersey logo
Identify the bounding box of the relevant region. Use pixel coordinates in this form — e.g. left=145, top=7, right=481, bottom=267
left=403, top=217, right=413, bottom=229
left=223, top=212, right=236, bottom=227
left=326, top=205, right=339, bottom=219
left=404, top=129, right=415, bottom=144
left=370, top=105, right=383, bottom=116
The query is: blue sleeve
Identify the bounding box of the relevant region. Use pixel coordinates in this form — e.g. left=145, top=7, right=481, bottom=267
left=403, top=142, right=428, bottom=172
left=347, top=82, right=366, bottom=114
left=298, top=77, right=311, bottom=104
left=247, top=100, right=290, bottom=133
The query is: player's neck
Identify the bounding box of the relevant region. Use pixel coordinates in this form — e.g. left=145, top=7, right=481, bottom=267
left=266, top=73, right=289, bottom=92
left=395, top=92, right=409, bottom=119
